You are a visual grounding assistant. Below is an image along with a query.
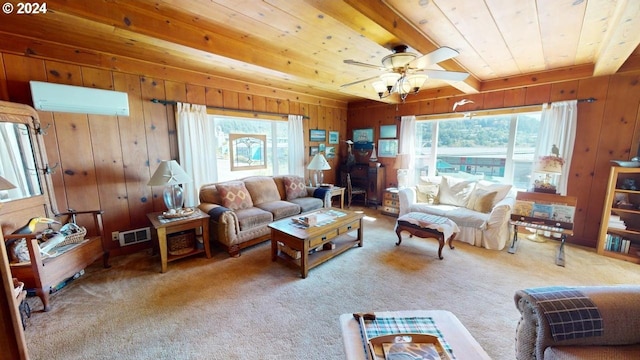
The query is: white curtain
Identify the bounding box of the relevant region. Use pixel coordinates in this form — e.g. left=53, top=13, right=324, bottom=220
left=176, top=102, right=215, bottom=207
left=288, top=115, right=304, bottom=177
left=533, top=100, right=578, bottom=195
left=399, top=115, right=416, bottom=185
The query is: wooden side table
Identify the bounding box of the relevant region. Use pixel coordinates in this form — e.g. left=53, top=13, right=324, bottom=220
left=147, top=209, right=211, bottom=273
left=328, top=186, right=345, bottom=209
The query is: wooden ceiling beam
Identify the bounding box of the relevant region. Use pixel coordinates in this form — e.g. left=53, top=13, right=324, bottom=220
left=593, top=0, right=640, bottom=76
left=0, top=32, right=347, bottom=108
left=480, top=64, right=595, bottom=93
left=36, top=0, right=366, bottom=99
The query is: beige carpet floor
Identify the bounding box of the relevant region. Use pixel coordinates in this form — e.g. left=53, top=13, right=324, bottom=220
left=22, top=207, right=640, bottom=359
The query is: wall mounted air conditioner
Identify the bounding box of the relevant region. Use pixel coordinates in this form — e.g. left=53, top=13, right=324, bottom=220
left=29, top=80, right=130, bottom=116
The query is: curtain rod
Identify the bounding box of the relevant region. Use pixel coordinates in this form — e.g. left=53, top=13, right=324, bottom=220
left=395, top=97, right=597, bottom=120
left=150, top=98, right=309, bottom=120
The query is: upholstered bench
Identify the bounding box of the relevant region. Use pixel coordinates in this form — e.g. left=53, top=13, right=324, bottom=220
left=395, top=212, right=459, bottom=259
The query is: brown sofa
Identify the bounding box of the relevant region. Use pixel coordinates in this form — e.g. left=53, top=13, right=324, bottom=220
left=198, top=175, right=329, bottom=256
left=514, top=285, right=640, bottom=359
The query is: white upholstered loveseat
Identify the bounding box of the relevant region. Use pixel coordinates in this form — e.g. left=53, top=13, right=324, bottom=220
left=398, top=175, right=515, bottom=250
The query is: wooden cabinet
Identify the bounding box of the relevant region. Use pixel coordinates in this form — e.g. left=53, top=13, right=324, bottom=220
left=381, top=188, right=400, bottom=217
left=597, top=166, right=640, bottom=264
left=340, top=164, right=386, bottom=207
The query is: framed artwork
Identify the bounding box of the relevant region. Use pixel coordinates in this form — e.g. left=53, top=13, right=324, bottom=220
left=328, top=131, right=339, bottom=144
left=380, top=124, right=397, bottom=139
left=378, top=139, right=398, bottom=158
left=310, top=129, right=326, bottom=142
left=229, top=134, right=267, bottom=171
left=326, top=146, right=336, bottom=158
left=353, top=128, right=374, bottom=143
left=309, top=146, right=319, bottom=156
left=319, top=143, right=326, bottom=153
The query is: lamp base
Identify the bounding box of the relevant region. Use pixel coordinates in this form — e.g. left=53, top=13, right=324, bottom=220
left=163, top=184, right=185, bottom=211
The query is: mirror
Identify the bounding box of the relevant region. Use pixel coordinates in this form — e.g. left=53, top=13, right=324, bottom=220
left=0, top=121, right=42, bottom=202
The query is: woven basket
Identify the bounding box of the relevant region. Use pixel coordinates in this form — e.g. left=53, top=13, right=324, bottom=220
left=168, top=230, right=195, bottom=256
left=57, top=223, right=87, bottom=247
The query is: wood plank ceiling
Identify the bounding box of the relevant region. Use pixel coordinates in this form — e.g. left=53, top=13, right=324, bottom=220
left=0, top=0, right=638, bottom=104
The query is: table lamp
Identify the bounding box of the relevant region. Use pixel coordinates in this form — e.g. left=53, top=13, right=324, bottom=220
left=533, top=155, right=564, bottom=194
left=148, top=160, right=192, bottom=211
left=307, top=153, right=331, bottom=186
left=393, top=154, right=410, bottom=189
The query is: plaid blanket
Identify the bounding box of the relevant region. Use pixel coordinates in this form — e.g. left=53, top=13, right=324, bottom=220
left=524, top=286, right=603, bottom=342
left=359, top=316, right=455, bottom=359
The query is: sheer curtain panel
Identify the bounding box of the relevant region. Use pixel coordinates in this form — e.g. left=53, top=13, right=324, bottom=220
left=288, top=115, right=305, bottom=177
left=533, top=100, right=577, bottom=195
left=399, top=115, right=417, bottom=186
left=176, top=102, right=216, bottom=207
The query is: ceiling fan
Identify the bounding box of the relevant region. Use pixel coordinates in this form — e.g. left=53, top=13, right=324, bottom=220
left=342, top=45, right=469, bottom=101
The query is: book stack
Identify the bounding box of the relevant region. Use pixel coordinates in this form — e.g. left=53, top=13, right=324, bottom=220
left=604, top=234, right=633, bottom=254
left=608, top=215, right=627, bottom=230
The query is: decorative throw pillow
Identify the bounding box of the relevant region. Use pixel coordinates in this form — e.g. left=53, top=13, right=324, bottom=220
left=438, top=176, right=475, bottom=207
left=475, top=181, right=512, bottom=206
left=468, top=188, right=498, bottom=213
left=283, top=176, right=308, bottom=200
left=217, top=181, right=254, bottom=211
left=416, top=183, right=439, bottom=204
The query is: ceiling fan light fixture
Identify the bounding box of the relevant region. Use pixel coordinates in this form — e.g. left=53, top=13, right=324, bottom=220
left=405, top=74, right=428, bottom=94
left=371, top=80, right=386, bottom=98
left=381, top=53, right=417, bottom=70
left=380, top=72, right=401, bottom=91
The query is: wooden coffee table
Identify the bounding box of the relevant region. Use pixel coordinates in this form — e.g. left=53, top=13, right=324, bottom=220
left=269, top=208, right=364, bottom=278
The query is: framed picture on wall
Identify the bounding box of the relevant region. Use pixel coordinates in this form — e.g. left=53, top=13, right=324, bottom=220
left=378, top=139, right=398, bottom=158
left=353, top=128, right=374, bottom=143
left=310, top=129, right=326, bottom=142
left=309, top=146, right=319, bottom=156
left=319, top=143, right=326, bottom=153
left=326, top=146, right=336, bottom=158
left=328, top=131, right=339, bottom=144
left=380, top=124, right=397, bottom=139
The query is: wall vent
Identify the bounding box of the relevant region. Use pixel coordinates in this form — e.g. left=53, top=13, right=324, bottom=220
left=118, top=227, right=151, bottom=247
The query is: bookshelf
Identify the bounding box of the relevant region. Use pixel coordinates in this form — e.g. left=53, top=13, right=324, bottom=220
left=597, top=166, right=640, bottom=264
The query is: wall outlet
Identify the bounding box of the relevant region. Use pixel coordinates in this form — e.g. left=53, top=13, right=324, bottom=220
left=111, top=231, right=119, bottom=241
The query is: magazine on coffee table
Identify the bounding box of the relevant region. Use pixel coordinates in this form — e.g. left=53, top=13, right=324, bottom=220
left=368, top=333, right=450, bottom=360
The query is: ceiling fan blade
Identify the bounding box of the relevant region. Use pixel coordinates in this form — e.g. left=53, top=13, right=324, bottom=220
left=340, top=75, right=381, bottom=88
left=409, top=46, right=460, bottom=69
left=422, top=69, right=470, bottom=82
left=343, top=59, right=384, bottom=70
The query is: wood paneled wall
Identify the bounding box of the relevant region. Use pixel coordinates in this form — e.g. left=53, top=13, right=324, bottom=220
left=347, top=72, right=640, bottom=247
left=0, top=52, right=347, bottom=256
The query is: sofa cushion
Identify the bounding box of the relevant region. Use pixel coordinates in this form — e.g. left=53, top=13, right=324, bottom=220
left=544, top=345, right=640, bottom=360
left=409, top=203, right=488, bottom=228
left=289, top=196, right=324, bottom=213
left=438, top=176, right=475, bottom=207
left=467, top=188, right=497, bottom=213
left=244, top=177, right=281, bottom=205
left=234, top=207, right=273, bottom=231
left=217, top=181, right=254, bottom=210
left=255, top=200, right=301, bottom=220
left=283, top=175, right=308, bottom=200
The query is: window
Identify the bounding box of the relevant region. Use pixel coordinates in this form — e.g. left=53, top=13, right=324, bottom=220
left=209, top=114, right=289, bottom=182
left=414, top=111, right=541, bottom=189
